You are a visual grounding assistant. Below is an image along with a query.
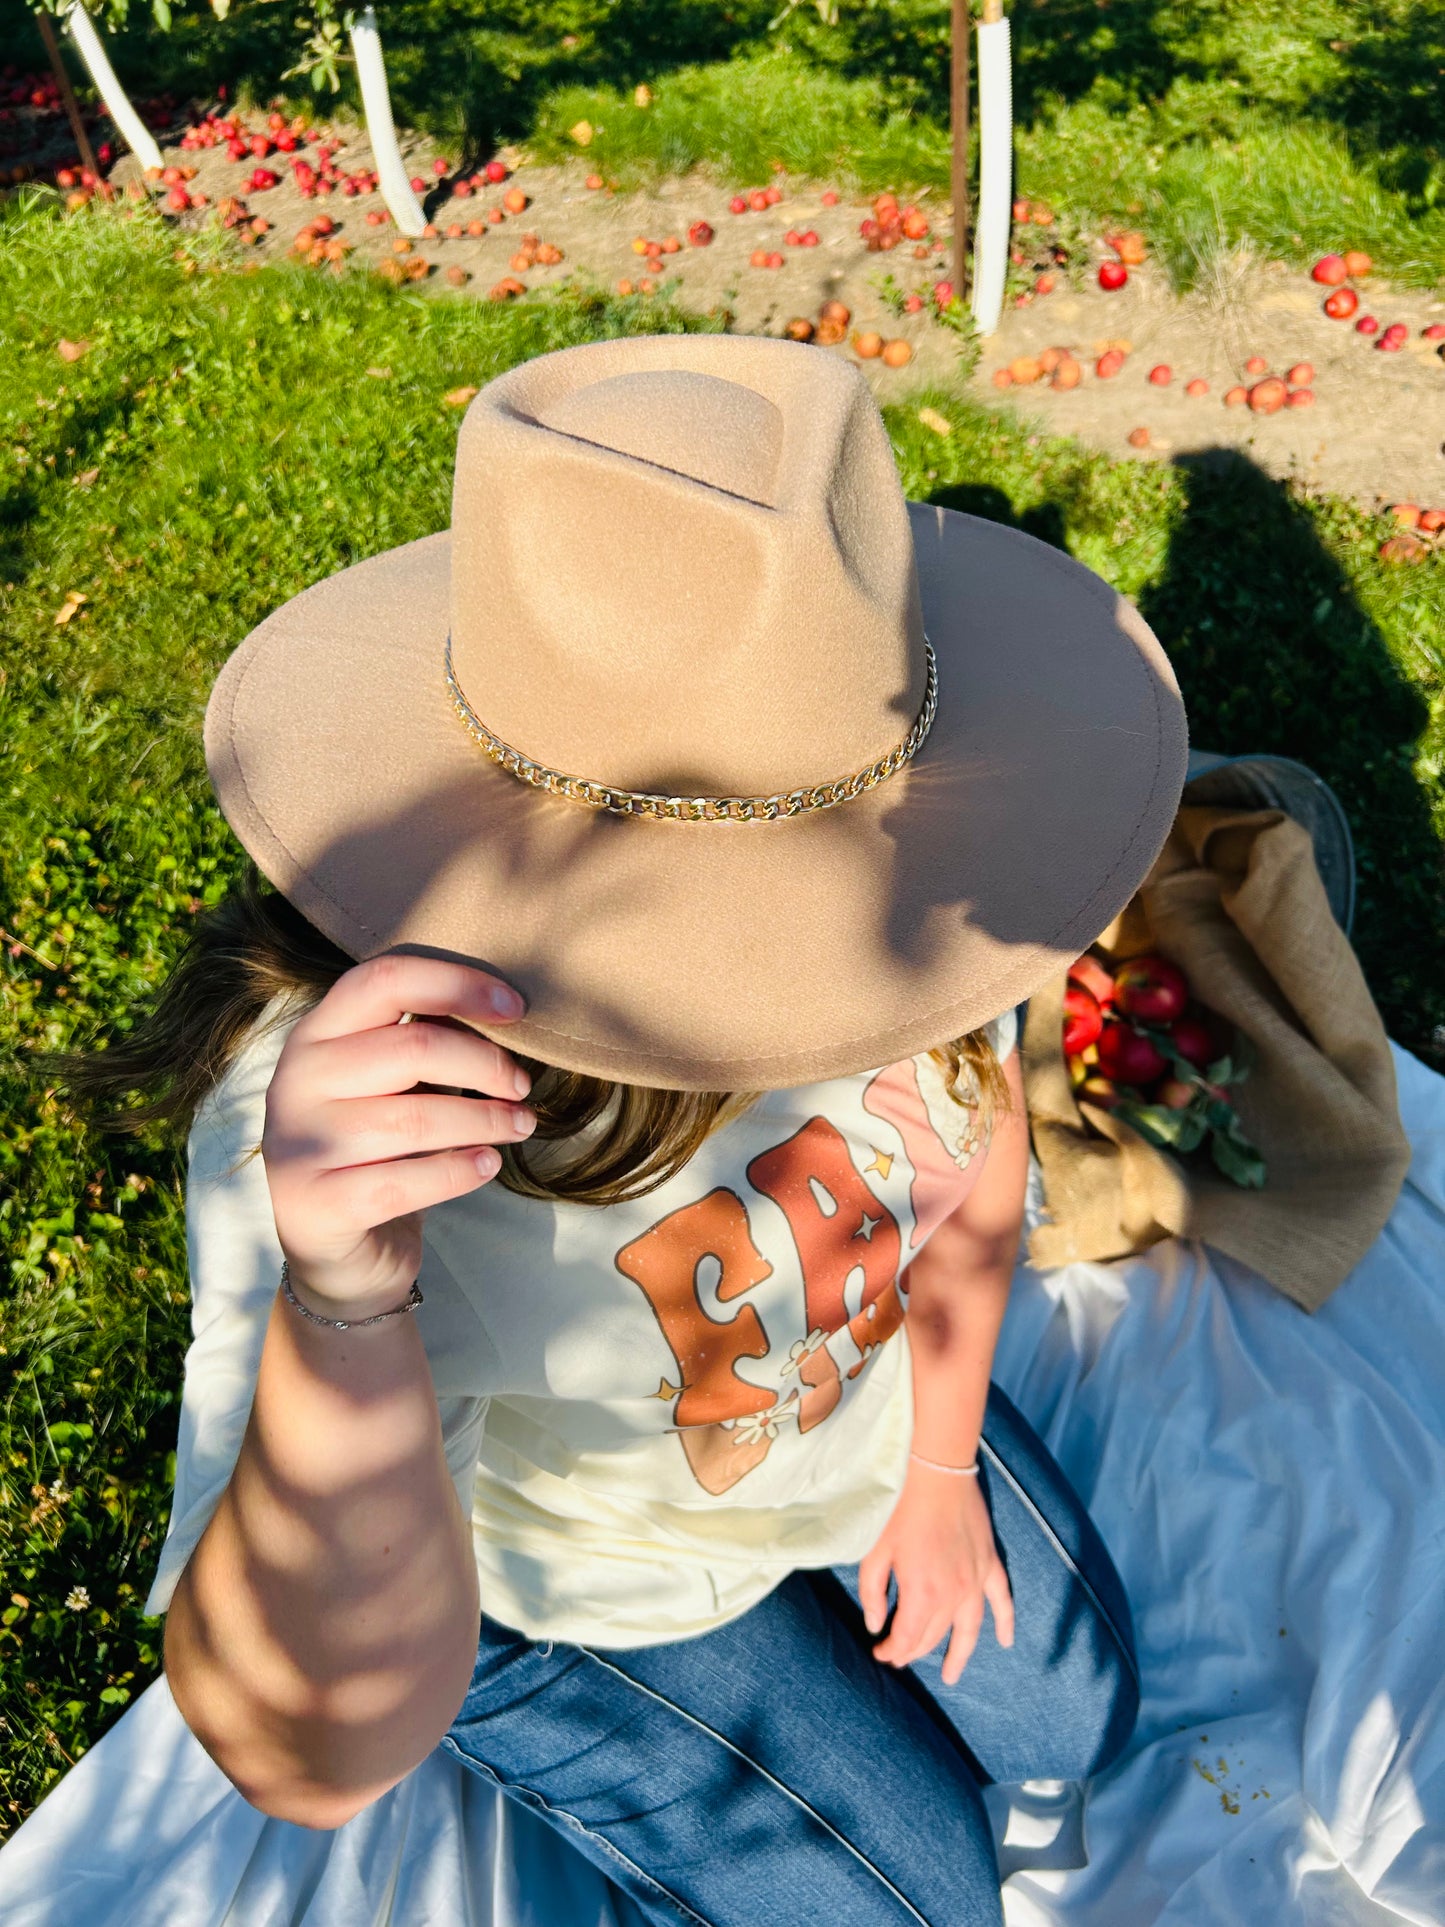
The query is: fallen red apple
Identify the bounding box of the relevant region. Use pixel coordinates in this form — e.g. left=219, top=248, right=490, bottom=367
left=1423, top=324, right=1445, bottom=341
left=1343, top=249, right=1372, bottom=276
left=1380, top=534, right=1427, bottom=564
left=1098, top=261, right=1128, bottom=291
left=1420, top=509, right=1445, bottom=532
left=1114, top=953, right=1189, bottom=1023
left=484, top=160, right=509, bottom=183
left=1067, top=953, right=1117, bottom=1008
left=1096, top=1022, right=1169, bottom=1086
left=1286, top=387, right=1315, bottom=407
left=409, top=175, right=426, bottom=193
left=1148, top=364, right=1172, bottom=385
left=1185, top=378, right=1209, bottom=398
left=1323, top=287, right=1359, bottom=319
left=1063, top=983, right=1104, bottom=1055
left=1095, top=348, right=1126, bottom=379
left=688, top=220, right=714, bottom=246
left=1248, top=376, right=1288, bottom=414
left=1356, top=314, right=1379, bottom=335
left=1244, top=355, right=1269, bottom=375
left=821, top=189, right=839, bottom=206
left=1286, top=362, right=1314, bottom=386
left=1166, top=1013, right=1214, bottom=1068
left=1311, top=254, right=1348, bottom=285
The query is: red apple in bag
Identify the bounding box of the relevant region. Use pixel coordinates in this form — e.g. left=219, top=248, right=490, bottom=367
left=1067, top=953, right=1117, bottom=1009
left=1063, top=984, right=1103, bottom=1056
left=1096, top=1021, right=1169, bottom=1086
left=1166, top=1013, right=1214, bottom=1069
left=1113, top=954, right=1189, bottom=1024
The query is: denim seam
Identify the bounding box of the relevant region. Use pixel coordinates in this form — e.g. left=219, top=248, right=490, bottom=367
left=577, top=1645, right=937, bottom=1927
left=438, top=1731, right=711, bottom=1927
left=977, top=1435, right=1141, bottom=1689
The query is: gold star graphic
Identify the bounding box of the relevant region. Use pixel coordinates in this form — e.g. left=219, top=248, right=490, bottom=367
left=654, top=1376, right=681, bottom=1402
left=864, top=1149, right=894, bottom=1180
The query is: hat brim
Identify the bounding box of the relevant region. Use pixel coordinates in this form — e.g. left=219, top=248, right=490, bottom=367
left=204, top=500, right=1187, bottom=1088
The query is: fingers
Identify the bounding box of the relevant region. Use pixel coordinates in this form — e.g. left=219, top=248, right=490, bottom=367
left=874, top=1596, right=953, bottom=1670
left=318, top=1088, right=538, bottom=1169
left=318, top=1140, right=516, bottom=1227
left=293, top=951, right=526, bottom=1047
left=858, top=1547, right=892, bottom=1637
left=940, top=1596, right=986, bottom=1687
left=984, top=1558, right=1015, bottom=1651
left=304, top=1017, right=532, bottom=1103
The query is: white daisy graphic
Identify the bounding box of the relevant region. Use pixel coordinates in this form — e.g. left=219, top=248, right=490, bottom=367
left=732, top=1398, right=800, bottom=1447
left=778, top=1328, right=829, bottom=1382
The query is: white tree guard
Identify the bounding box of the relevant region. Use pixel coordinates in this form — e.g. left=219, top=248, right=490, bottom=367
left=350, top=7, right=428, bottom=238
left=64, top=1, right=164, bottom=174
left=969, top=15, right=1013, bottom=338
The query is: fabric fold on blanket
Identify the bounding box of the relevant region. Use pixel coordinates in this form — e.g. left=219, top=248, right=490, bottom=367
left=2, top=1042, right=1441, bottom=1927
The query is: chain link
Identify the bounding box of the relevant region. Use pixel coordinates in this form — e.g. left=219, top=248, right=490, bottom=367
left=443, top=634, right=938, bottom=823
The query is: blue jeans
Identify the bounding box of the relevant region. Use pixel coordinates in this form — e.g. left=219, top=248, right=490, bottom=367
left=441, top=1384, right=1138, bottom=1926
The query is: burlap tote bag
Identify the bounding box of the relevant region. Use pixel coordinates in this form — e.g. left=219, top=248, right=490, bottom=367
left=1021, top=794, right=1411, bottom=1311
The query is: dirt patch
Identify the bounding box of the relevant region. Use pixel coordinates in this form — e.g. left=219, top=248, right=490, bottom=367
left=108, top=122, right=1445, bottom=514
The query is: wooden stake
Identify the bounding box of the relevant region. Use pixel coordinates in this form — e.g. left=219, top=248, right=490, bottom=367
left=950, top=0, right=971, bottom=300
left=34, top=9, right=100, bottom=182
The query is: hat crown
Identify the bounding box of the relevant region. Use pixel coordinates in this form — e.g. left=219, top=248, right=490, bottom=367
left=447, top=336, right=927, bottom=799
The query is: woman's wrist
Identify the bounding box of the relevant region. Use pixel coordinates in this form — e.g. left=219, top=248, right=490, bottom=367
left=281, top=1260, right=421, bottom=1331
left=909, top=1448, right=979, bottom=1477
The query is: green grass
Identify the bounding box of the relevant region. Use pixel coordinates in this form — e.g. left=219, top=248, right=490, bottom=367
left=9, top=0, right=1443, bottom=289
left=1, top=192, right=1442, bottom=1834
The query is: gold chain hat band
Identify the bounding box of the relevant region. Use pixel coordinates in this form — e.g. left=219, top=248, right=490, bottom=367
left=443, top=632, right=938, bottom=822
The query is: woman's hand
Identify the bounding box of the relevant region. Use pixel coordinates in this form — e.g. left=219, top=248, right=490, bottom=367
left=859, top=1460, right=1015, bottom=1686
left=261, top=952, right=535, bottom=1323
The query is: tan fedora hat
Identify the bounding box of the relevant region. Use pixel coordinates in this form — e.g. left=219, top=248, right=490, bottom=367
left=204, top=333, right=1188, bottom=1089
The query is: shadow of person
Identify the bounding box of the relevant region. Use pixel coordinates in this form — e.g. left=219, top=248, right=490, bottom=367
left=909, top=449, right=1441, bottom=1061
left=1137, top=448, right=1441, bottom=1059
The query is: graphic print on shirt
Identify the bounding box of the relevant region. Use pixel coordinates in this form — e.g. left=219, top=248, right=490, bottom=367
left=862, top=1053, right=990, bottom=1249
left=616, top=1118, right=906, bottom=1494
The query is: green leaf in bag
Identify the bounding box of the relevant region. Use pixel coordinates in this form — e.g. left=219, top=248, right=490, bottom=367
left=1210, top=1128, right=1267, bottom=1188
left=1115, top=1101, right=1210, bottom=1155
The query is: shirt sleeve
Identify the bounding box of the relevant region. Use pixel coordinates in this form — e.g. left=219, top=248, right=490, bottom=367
left=142, top=994, right=490, bottom=1619
left=987, top=1002, right=1020, bottom=1067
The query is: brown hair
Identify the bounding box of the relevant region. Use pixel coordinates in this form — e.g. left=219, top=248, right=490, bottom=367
left=32, top=861, right=1010, bottom=1207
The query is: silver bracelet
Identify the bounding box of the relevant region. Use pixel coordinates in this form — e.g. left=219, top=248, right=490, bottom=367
left=280, top=1257, right=423, bottom=1331
left=909, top=1450, right=980, bottom=1478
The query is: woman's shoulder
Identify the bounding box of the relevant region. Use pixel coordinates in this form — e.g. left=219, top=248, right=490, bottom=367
left=189, top=989, right=310, bottom=1174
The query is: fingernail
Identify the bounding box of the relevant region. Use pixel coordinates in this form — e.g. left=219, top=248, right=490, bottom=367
left=512, top=1065, right=531, bottom=1098
left=511, top=1105, right=536, bottom=1136
left=474, top=1148, right=500, bottom=1178
left=489, top=982, right=524, bottom=1018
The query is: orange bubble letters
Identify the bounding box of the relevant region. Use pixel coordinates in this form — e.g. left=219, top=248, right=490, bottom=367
left=615, top=1188, right=775, bottom=1426
left=747, top=1118, right=901, bottom=1333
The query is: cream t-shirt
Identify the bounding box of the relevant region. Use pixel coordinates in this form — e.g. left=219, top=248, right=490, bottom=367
left=143, top=993, right=1017, bottom=1647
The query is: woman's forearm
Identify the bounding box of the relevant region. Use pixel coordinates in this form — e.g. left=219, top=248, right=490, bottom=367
left=904, top=1051, right=1029, bottom=1466
left=163, top=1282, right=482, bottom=1831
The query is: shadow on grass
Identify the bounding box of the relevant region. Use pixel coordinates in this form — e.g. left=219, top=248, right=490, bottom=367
left=928, top=448, right=1443, bottom=1058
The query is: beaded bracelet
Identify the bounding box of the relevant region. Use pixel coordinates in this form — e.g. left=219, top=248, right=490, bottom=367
left=280, top=1257, right=423, bottom=1332
left=909, top=1450, right=980, bottom=1478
